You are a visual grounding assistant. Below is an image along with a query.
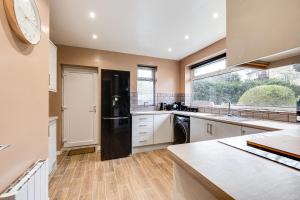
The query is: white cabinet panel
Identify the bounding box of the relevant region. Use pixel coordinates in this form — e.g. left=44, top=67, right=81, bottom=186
left=48, top=119, right=57, bottom=174
left=190, top=118, right=216, bottom=142
left=133, top=134, right=154, bottom=147
left=241, top=127, right=266, bottom=135
left=191, top=118, right=241, bottom=142
left=49, top=41, right=57, bottom=92
left=154, top=114, right=173, bottom=144
left=213, top=121, right=241, bottom=139
left=132, top=115, right=154, bottom=147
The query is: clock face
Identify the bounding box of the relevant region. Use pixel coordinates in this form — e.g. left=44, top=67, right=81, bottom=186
left=13, top=0, right=41, bottom=44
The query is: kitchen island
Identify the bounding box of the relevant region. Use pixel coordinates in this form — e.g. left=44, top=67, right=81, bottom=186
left=168, top=130, right=300, bottom=200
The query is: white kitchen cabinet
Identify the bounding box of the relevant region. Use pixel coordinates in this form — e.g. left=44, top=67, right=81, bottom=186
left=154, top=114, right=173, bottom=144
left=49, top=41, right=57, bottom=92
left=191, top=117, right=241, bottom=142
left=241, top=127, right=266, bottom=135
left=190, top=117, right=216, bottom=142
left=48, top=118, right=57, bottom=174
left=132, top=115, right=154, bottom=147
left=213, top=121, right=242, bottom=139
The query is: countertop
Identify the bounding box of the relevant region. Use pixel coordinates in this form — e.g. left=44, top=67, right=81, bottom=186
left=132, top=111, right=300, bottom=199
left=131, top=110, right=299, bottom=131
left=168, top=136, right=300, bottom=200
left=162, top=110, right=300, bottom=199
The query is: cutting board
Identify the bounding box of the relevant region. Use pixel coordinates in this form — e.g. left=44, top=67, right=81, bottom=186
left=247, top=134, right=300, bottom=161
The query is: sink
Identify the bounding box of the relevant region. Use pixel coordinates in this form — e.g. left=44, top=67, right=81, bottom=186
left=211, top=114, right=251, bottom=122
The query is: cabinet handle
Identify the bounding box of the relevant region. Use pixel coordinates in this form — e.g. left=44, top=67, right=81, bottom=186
left=139, top=118, right=147, bottom=120
left=139, top=125, right=147, bottom=127
left=139, top=132, right=147, bottom=134
left=139, top=140, right=147, bottom=143
left=170, top=115, right=171, bottom=124
left=210, top=124, right=213, bottom=134
left=242, top=130, right=246, bottom=135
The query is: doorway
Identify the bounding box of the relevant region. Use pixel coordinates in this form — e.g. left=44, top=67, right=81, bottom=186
left=62, top=67, right=98, bottom=148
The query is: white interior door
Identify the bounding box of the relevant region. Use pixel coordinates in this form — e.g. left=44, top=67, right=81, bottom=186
left=63, top=67, right=97, bottom=147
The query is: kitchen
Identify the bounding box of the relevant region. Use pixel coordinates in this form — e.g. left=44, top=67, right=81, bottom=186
left=0, top=0, right=300, bottom=200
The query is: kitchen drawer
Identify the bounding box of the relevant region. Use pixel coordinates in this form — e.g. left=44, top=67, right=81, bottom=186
left=133, top=134, right=153, bottom=147
left=133, top=115, right=153, bottom=123
left=133, top=122, right=153, bottom=130
left=134, top=129, right=153, bottom=136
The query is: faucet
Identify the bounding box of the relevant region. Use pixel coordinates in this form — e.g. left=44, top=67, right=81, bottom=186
left=222, top=97, right=232, bottom=116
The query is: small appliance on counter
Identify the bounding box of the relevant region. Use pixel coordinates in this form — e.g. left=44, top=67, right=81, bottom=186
left=297, top=99, right=300, bottom=122
left=165, top=102, right=198, bottom=112
left=159, top=102, right=167, bottom=110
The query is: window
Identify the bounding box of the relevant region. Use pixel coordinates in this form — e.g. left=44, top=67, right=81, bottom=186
left=191, top=59, right=300, bottom=112
left=191, top=53, right=226, bottom=78
left=137, top=66, right=156, bottom=105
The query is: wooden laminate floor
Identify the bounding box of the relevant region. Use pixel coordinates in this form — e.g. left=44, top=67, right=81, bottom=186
left=49, top=150, right=173, bottom=200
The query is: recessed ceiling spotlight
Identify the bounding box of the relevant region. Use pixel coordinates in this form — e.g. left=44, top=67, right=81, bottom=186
left=168, top=48, right=173, bottom=52
left=92, top=34, right=98, bottom=39
left=89, top=12, right=96, bottom=19
left=185, top=35, right=190, bottom=40
left=213, top=12, right=219, bottom=19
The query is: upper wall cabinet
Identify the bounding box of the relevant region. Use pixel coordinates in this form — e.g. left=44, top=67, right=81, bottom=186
left=227, top=0, right=300, bottom=68
left=49, top=41, right=57, bottom=92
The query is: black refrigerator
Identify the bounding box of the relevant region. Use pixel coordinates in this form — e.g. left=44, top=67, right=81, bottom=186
left=101, top=69, right=131, bottom=161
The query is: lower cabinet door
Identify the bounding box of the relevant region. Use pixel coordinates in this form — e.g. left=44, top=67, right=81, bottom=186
left=154, top=114, right=173, bottom=144
left=48, top=121, right=57, bottom=174
left=214, top=121, right=241, bottom=139
left=133, top=134, right=154, bottom=147
left=191, top=118, right=216, bottom=142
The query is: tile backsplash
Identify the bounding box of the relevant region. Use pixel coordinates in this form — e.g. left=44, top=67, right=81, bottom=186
left=130, top=92, right=185, bottom=111
left=198, top=106, right=297, bottom=123
left=130, top=92, right=297, bottom=123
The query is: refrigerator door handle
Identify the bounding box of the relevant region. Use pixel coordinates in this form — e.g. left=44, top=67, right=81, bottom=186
left=102, top=117, right=129, bottom=120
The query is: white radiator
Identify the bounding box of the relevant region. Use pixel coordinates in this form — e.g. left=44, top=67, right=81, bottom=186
left=0, top=160, right=48, bottom=200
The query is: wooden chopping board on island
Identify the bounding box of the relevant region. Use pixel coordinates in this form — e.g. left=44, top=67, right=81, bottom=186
left=247, top=133, right=300, bottom=161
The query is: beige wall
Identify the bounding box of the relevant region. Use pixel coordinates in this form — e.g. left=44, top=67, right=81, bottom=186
left=179, top=39, right=226, bottom=94
left=0, top=0, right=49, bottom=192
left=227, top=0, right=300, bottom=67
left=50, top=45, right=180, bottom=150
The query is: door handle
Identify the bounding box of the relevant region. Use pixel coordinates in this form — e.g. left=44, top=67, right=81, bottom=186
left=61, top=106, right=67, bottom=111
left=89, top=105, right=96, bottom=112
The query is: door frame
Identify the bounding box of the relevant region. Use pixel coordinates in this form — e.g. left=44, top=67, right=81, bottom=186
left=62, top=65, right=99, bottom=148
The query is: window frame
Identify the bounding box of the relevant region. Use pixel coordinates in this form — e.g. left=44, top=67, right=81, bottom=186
left=191, top=53, right=228, bottom=80
left=137, top=65, right=157, bottom=106
left=190, top=53, right=227, bottom=106
left=190, top=61, right=300, bottom=111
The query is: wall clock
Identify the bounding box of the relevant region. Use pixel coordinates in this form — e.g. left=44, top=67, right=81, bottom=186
left=3, top=0, right=41, bottom=45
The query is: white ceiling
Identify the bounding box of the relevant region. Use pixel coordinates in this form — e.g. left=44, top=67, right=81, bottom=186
left=50, top=0, right=226, bottom=60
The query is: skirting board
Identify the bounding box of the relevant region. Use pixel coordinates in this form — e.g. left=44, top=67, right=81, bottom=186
left=60, top=145, right=100, bottom=152
left=132, top=143, right=172, bottom=154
